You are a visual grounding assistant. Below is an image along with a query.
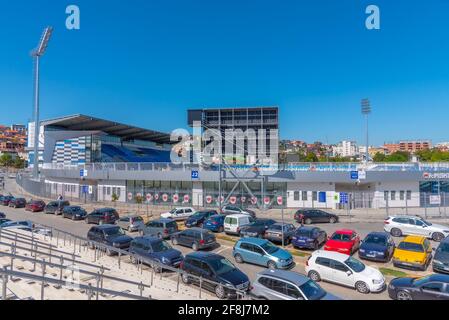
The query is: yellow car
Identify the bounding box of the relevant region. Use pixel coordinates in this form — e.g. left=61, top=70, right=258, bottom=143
left=393, top=236, right=433, bottom=271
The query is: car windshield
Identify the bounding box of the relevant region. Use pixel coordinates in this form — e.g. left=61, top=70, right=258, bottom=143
left=296, top=229, right=312, bottom=237
left=437, top=243, right=449, bottom=254
left=299, top=280, right=326, bottom=300
left=345, top=257, right=366, bottom=273
left=72, top=207, right=82, bottom=211
left=151, top=240, right=172, bottom=252
left=133, top=216, right=143, bottom=221
left=169, top=209, right=177, bottom=214
left=191, top=212, right=207, bottom=218
left=166, top=221, right=178, bottom=229
left=211, top=216, right=223, bottom=222
left=398, top=242, right=424, bottom=253
left=331, top=233, right=351, bottom=242
left=209, top=258, right=236, bottom=275
left=252, top=220, right=271, bottom=226
left=270, top=224, right=286, bottom=231
left=104, top=227, right=125, bottom=236
left=420, top=219, right=432, bottom=226
left=364, top=235, right=387, bottom=246
left=260, top=241, right=279, bottom=254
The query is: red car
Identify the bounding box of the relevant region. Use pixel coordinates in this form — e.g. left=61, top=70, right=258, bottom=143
left=25, top=200, right=46, bottom=212
left=323, top=229, right=361, bottom=255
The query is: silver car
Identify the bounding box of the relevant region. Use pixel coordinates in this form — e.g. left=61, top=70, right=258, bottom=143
left=251, top=269, right=341, bottom=300
left=115, top=215, right=145, bottom=232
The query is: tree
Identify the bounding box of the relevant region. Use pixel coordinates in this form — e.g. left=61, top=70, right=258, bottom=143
left=13, top=157, right=26, bottom=169
left=386, top=151, right=410, bottom=162
left=0, top=154, right=13, bottom=167
left=373, top=152, right=386, bottom=162
left=304, top=152, right=319, bottom=162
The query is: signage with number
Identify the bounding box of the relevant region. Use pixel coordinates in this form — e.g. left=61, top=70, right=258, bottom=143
left=191, top=171, right=199, bottom=179
left=340, top=193, right=349, bottom=204
left=350, top=171, right=359, bottom=180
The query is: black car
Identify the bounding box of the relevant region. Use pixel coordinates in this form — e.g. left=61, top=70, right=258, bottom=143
left=62, top=206, right=87, bottom=220
left=294, top=209, right=339, bottom=225
left=171, top=228, right=217, bottom=251
left=239, top=219, right=277, bottom=238
left=388, top=274, right=449, bottom=300
left=0, top=196, right=14, bottom=206
left=8, top=198, right=26, bottom=208
left=129, top=236, right=184, bottom=270
left=185, top=210, right=218, bottom=228
left=85, top=208, right=120, bottom=225
left=0, top=212, right=5, bottom=219
left=433, top=237, right=449, bottom=274
left=180, top=252, right=251, bottom=299
left=45, top=200, right=71, bottom=215
left=87, top=225, right=133, bottom=255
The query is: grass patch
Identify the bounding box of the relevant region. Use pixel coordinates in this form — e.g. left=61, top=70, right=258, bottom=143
left=216, top=234, right=238, bottom=243
left=379, top=267, right=408, bottom=278
left=289, top=250, right=309, bottom=258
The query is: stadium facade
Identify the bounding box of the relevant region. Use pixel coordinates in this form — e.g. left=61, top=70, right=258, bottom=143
left=25, top=110, right=449, bottom=210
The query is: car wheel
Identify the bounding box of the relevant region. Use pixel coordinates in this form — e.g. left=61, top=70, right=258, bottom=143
left=192, top=243, right=199, bottom=251
left=85, top=218, right=90, bottom=224
left=215, top=285, right=227, bottom=300
left=390, top=228, right=402, bottom=237
left=305, top=218, right=312, bottom=225
left=308, top=270, right=321, bottom=282
left=396, top=290, right=412, bottom=300
left=172, top=237, right=179, bottom=246
left=432, top=232, right=445, bottom=242
left=181, top=273, right=191, bottom=284
left=218, top=226, right=224, bottom=233
left=234, top=254, right=244, bottom=264
left=329, top=217, right=337, bottom=224
left=130, top=255, right=138, bottom=264
left=355, top=281, right=370, bottom=294
left=267, top=261, right=277, bottom=270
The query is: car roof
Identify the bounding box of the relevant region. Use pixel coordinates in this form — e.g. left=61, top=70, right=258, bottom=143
left=95, top=224, right=119, bottom=230
left=296, top=226, right=318, bottom=232
left=238, top=237, right=269, bottom=246
left=366, top=231, right=389, bottom=238
left=441, top=236, right=449, bottom=244
left=428, top=274, right=449, bottom=283
left=390, top=215, right=422, bottom=220
left=225, top=214, right=249, bottom=218
left=312, top=250, right=349, bottom=262
left=334, top=229, right=355, bottom=235
left=186, top=227, right=208, bottom=233
left=133, top=236, right=160, bottom=244
left=210, top=214, right=225, bottom=218
left=402, top=235, right=426, bottom=244
left=156, top=218, right=176, bottom=223
left=186, top=251, right=223, bottom=260
left=258, top=269, right=309, bottom=285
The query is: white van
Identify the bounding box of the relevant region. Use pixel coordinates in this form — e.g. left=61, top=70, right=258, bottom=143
left=224, top=214, right=254, bottom=235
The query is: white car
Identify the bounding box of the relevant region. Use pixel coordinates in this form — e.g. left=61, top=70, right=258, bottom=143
left=305, top=250, right=385, bottom=294
left=384, top=215, right=449, bottom=242
left=224, top=214, right=254, bottom=235
left=160, top=207, right=196, bottom=220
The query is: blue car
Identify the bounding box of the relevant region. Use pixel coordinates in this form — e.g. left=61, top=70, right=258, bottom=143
left=291, top=226, right=327, bottom=250
left=358, top=232, right=396, bottom=262
left=233, top=238, right=295, bottom=270
left=203, top=214, right=226, bottom=233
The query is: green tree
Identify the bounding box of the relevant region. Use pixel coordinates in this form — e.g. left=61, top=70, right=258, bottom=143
left=304, top=152, right=319, bottom=162
left=386, top=151, right=410, bottom=162
left=0, top=154, right=13, bottom=167
left=13, top=157, right=26, bottom=169
left=373, top=152, right=386, bottom=162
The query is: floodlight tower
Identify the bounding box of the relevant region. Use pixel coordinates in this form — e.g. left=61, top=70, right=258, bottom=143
left=361, top=99, right=372, bottom=163
left=31, top=27, right=53, bottom=179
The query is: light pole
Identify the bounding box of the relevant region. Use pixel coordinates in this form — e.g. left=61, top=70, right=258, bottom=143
left=361, top=99, right=371, bottom=163
left=31, top=27, right=53, bottom=179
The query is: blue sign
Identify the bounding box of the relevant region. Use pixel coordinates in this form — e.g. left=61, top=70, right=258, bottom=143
left=191, top=170, right=199, bottom=179
left=81, top=186, right=89, bottom=194
left=340, top=192, right=349, bottom=204
left=350, top=171, right=359, bottom=180
left=319, top=192, right=327, bottom=203
left=80, top=169, right=85, bottom=177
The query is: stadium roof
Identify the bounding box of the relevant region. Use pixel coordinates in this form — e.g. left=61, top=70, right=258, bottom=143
left=41, top=114, right=173, bottom=144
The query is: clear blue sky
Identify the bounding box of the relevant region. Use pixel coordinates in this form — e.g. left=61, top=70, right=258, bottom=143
left=1, top=0, right=449, bottom=145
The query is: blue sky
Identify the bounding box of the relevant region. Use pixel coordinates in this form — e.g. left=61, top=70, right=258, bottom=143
left=1, top=0, right=449, bottom=145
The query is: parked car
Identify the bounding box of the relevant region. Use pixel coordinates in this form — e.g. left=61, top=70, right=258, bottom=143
left=359, top=232, right=396, bottom=262
left=0, top=221, right=52, bottom=236
left=115, top=215, right=145, bottom=232
left=160, top=207, right=196, bottom=220
left=203, top=214, right=226, bottom=233
left=62, top=206, right=87, bottom=220
left=139, top=218, right=179, bottom=239
left=44, top=200, right=70, bottom=215
left=393, top=235, right=433, bottom=271
left=8, top=198, right=26, bottom=208
left=251, top=269, right=341, bottom=300
left=384, top=215, right=449, bottom=242
left=25, top=200, right=46, bottom=212
left=171, top=228, right=217, bottom=251
left=305, top=250, right=386, bottom=294
left=239, top=219, right=277, bottom=239
left=265, top=223, right=296, bottom=245
left=433, top=236, right=449, bottom=274
left=0, top=212, right=5, bottom=219
left=0, top=195, right=14, bottom=206
left=292, top=226, right=327, bottom=250
left=221, top=205, right=256, bottom=218
left=85, top=208, right=120, bottom=225
left=388, top=274, right=449, bottom=300
left=180, top=252, right=250, bottom=299
left=324, top=229, right=361, bottom=255
left=87, top=225, right=133, bottom=255
left=233, top=238, right=294, bottom=270
left=129, top=236, right=184, bottom=270
left=294, top=209, right=339, bottom=225
left=224, top=214, right=254, bottom=235
left=0, top=218, right=11, bottom=226
left=185, top=210, right=218, bottom=228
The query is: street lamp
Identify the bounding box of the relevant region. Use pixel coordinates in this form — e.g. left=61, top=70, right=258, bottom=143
left=361, top=99, right=372, bottom=163
left=31, top=27, right=53, bottom=179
